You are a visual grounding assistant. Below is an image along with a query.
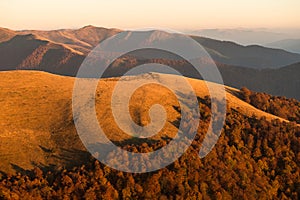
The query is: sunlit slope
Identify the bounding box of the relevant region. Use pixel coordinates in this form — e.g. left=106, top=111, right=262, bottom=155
left=0, top=71, right=292, bottom=174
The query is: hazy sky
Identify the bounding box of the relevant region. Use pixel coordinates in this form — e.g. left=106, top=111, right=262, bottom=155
left=1, top=0, right=300, bottom=30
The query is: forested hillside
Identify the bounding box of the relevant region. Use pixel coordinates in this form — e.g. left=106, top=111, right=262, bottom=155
left=1, top=96, right=299, bottom=199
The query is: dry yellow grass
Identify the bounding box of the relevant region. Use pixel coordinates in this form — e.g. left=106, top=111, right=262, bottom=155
left=0, top=71, right=293, bottom=174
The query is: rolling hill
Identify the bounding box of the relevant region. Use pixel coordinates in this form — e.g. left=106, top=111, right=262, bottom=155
left=0, top=70, right=295, bottom=174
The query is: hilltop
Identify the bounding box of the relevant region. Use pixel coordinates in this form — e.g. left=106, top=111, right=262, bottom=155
left=0, top=70, right=296, bottom=174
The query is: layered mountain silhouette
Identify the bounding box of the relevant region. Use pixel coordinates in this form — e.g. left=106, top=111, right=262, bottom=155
left=191, top=36, right=300, bottom=69
left=0, top=26, right=299, bottom=99
left=1, top=26, right=300, bottom=68
left=266, top=38, right=300, bottom=54
left=218, top=62, right=300, bottom=100
left=0, top=34, right=85, bottom=75
left=188, top=28, right=289, bottom=45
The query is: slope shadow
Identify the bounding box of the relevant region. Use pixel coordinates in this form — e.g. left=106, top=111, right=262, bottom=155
left=226, top=88, right=243, bottom=100
left=48, top=147, right=91, bottom=168
left=6, top=147, right=93, bottom=176
left=112, top=137, right=160, bottom=146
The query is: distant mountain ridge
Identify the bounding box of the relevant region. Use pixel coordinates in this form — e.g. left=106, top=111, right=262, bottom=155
left=0, top=26, right=299, bottom=100
left=218, top=62, right=300, bottom=100
left=19, top=25, right=121, bottom=54
left=187, top=28, right=290, bottom=45
left=191, top=36, right=300, bottom=69
left=1, top=26, right=300, bottom=72
left=266, top=39, right=300, bottom=54
left=0, top=33, right=85, bottom=75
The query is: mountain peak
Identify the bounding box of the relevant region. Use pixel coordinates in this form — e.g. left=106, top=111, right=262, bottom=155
left=79, top=25, right=110, bottom=31
left=9, top=34, right=50, bottom=43
left=81, top=25, right=97, bottom=29
left=11, top=34, right=40, bottom=41
left=0, top=27, right=16, bottom=42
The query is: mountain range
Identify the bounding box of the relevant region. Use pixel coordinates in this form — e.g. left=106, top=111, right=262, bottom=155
left=0, top=25, right=299, bottom=100
left=266, top=39, right=300, bottom=54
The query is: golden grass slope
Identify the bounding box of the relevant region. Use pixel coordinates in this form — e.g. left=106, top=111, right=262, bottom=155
left=0, top=71, right=293, bottom=174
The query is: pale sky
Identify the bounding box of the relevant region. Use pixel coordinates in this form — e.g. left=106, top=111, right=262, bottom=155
left=1, top=0, right=300, bottom=30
